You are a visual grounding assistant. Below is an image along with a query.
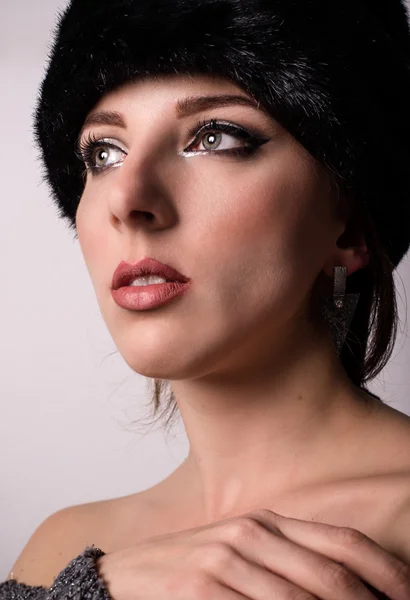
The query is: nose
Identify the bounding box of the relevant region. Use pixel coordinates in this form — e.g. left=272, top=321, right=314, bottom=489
left=107, top=149, right=176, bottom=232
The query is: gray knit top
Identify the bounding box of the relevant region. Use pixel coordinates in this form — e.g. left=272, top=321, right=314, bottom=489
left=0, top=546, right=111, bottom=599
left=0, top=545, right=392, bottom=599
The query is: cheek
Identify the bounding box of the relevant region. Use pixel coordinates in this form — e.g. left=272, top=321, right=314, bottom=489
left=75, top=192, right=111, bottom=288
left=196, top=155, right=333, bottom=275
left=188, top=153, right=335, bottom=322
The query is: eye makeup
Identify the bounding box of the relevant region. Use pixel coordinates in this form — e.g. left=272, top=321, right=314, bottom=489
left=181, top=118, right=271, bottom=157
left=75, top=133, right=126, bottom=175
left=75, top=117, right=272, bottom=175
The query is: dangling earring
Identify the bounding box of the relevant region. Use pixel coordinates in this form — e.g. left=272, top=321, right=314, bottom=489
left=320, top=266, right=360, bottom=355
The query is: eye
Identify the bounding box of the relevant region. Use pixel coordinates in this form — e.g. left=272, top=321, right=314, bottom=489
left=76, top=133, right=126, bottom=174
left=182, top=118, right=271, bottom=157
left=192, top=130, right=242, bottom=152
left=75, top=119, right=271, bottom=176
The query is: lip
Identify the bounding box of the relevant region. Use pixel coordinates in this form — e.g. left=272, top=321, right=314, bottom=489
left=111, top=281, right=190, bottom=311
left=111, top=257, right=191, bottom=290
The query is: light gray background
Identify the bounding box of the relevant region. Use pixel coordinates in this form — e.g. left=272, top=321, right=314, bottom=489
left=1, top=0, right=410, bottom=579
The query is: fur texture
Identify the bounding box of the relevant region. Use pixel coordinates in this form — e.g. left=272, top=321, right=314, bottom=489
left=33, top=0, right=410, bottom=267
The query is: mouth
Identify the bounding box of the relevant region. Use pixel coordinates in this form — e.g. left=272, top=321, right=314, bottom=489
left=111, top=257, right=191, bottom=290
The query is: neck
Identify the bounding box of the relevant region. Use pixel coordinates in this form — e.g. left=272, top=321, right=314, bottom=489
left=170, top=323, right=375, bottom=524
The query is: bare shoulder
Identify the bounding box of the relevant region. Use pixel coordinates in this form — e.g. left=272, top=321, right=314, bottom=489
left=284, top=400, right=410, bottom=561
left=382, top=470, right=410, bottom=567
left=7, top=503, right=96, bottom=587
left=7, top=469, right=186, bottom=588
left=7, top=495, right=140, bottom=588
left=365, top=400, right=410, bottom=471
left=354, top=401, right=410, bottom=565
left=385, top=467, right=410, bottom=567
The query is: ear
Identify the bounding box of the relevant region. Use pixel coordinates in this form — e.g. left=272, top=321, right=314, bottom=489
left=322, top=218, right=370, bottom=278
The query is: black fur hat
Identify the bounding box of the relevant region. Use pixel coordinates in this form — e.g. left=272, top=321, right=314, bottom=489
left=33, top=0, right=410, bottom=268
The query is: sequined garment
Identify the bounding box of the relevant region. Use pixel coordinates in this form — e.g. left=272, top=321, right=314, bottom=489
left=0, top=545, right=392, bottom=599
left=0, top=546, right=111, bottom=599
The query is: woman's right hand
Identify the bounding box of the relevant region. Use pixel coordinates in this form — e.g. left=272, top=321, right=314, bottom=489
left=95, top=508, right=410, bottom=600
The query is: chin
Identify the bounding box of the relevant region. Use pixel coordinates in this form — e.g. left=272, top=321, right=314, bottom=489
left=119, top=342, right=224, bottom=382
left=119, top=350, right=191, bottom=381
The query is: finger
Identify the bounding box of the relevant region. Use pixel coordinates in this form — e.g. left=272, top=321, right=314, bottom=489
left=360, top=580, right=391, bottom=600
left=251, top=509, right=410, bottom=600
left=220, top=513, right=378, bottom=600
left=204, top=544, right=319, bottom=600
left=186, top=577, right=253, bottom=600
left=206, top=582, right=252, bottom=600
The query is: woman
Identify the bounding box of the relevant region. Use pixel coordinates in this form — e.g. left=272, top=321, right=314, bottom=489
left=2, top=0, right=410, bottom=598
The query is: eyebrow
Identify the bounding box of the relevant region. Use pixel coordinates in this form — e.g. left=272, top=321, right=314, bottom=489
left=78, top=110, right=126, bottom=145
left=175, top=93, right=261, bottom=117
left=77, top=94, right=262, bottom=142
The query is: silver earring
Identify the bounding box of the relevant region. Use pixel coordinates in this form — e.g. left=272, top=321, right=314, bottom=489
left=320, top=266, right=360, bottom=355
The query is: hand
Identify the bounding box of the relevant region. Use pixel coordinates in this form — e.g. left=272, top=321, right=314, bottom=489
left=95, top=508, right=410, bottom=600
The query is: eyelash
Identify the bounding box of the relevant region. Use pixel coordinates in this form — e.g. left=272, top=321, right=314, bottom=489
left=75, top=118, right=270, bottom=175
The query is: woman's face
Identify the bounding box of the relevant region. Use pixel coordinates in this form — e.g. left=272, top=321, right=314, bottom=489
left=75, top=74, right=346, bottom=379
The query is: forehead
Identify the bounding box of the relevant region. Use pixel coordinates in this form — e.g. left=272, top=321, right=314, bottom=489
left=93, top=72, right=255, bottom=110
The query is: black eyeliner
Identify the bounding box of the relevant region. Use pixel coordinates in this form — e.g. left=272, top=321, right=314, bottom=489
left=76, top=117, right=272, bottom=174
left=184, top=118, right=271, bottom=156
